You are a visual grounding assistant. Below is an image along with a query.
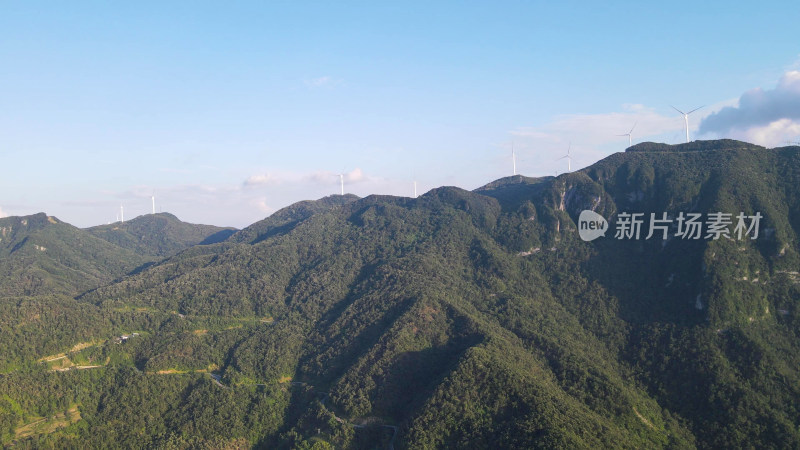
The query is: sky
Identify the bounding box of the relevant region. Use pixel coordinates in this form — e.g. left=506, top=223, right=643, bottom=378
left=2, top=1, right=800, bottom=228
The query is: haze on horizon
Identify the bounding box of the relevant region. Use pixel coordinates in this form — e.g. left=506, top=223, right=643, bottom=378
left=1, top=1, right=800, bottom=228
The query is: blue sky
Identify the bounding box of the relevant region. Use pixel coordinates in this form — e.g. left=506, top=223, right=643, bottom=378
left=2, top=1, right=800, bottom=227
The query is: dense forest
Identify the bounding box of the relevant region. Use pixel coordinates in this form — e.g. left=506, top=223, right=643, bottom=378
left=1, top=139, right=799, bottom=448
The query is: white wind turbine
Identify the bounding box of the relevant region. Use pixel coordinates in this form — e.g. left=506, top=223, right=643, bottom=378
left=617, top=122, right=637, bottom=147
left=120, top=205, right=124, bottom=223
left=151, top=191, right=156, bottom=215
left=672, top=105, right=703, bottom=143
left=512, top=142, right=517, bottom=176
left=557, top=143, right=573, bottom=172
left=337, top=174, right=344, bottom=195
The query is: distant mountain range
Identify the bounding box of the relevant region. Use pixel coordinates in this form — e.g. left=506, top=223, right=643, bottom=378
left=1, top=139, right=799, bottom=448
left=0, top=212, right=235, bottom=297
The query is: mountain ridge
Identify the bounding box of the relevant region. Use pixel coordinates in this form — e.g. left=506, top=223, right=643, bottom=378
left=85, top=212, right=237, bottom=258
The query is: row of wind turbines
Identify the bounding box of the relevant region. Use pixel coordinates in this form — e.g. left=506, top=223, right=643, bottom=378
left=615, top=105, right=704, bottom=149
left=509, top=142, right=574, bottom=175
left=334, top=106, right=705, bottom=198
left=619, top=105, right=704, bottom=145
left=511, top=105, right=705, bottom=177
left=616, top=105, right=704, bottom=146
left=113, top=192, right=157, bottom=224
left=335, top=105, right=707, bottom=198
left=317, top=104, right=712, bottom=201
left=102, top=106, right=713, bottom=223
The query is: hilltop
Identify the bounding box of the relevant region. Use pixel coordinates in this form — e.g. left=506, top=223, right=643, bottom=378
left=228, top=194, right=359, bottom=244
left=625, top=139, right=766, bottom=153
left=85, top=212, right=236, bottom=258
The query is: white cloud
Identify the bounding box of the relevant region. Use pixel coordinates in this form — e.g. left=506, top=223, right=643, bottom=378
left=0, top=206, right=8, bottom=218
left=729, top=118, right=800, bottom=148
left=698, top=71, right=800, bottom=146
left=304, top=76, right=340, bottom=88
left=243, top=173, right=279, bottom=187
left=306, top=167, right=371, bottom=185
left=344, top=167, right=365, bottom=183
left=788, top=55, right=800, bottom=72
left=252, top=198, right=273, bottom=214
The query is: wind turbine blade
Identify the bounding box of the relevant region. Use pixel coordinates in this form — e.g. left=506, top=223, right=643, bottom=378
left=671, top=105, right=686, bottom=115
left=687, top=105, right=704, bottom=115
left=629, top=122, right=637, bottom=134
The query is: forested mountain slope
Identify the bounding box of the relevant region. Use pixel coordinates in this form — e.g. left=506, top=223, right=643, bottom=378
left=0, top=213, right=146, bottom=296
left=2, top=140, right=800, bottom=448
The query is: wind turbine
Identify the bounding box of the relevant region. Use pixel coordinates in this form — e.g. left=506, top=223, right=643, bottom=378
left=151, top=191, right=156, bottom=215
left=617, top=122, right=636, bottom=147
left=413, top=180, right=418, bottom=198
left=120, top=205, right=124, bottom=224
left=512, top=142, right=517, bottom=176
left=338, top=174, right=344, bottom=196
left=671, top=105, right=703, bottom=143
left=557, top=143, right=573, bottom=172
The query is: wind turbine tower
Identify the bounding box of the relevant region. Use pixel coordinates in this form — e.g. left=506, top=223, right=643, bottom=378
left=338, top=174, right=344, bottom=196
left=672, top=106, right=703, bottom=143
left=512, top=142, right=517, bottom=176
left=414, top=180, right=418, bottom=198
left=617, top=122, right=636, bottom=147
left=151, top=192, right=156, bottom=215
left=120, top=205, right=124, bottom=224
left=557, top=143, right=573, bottom=172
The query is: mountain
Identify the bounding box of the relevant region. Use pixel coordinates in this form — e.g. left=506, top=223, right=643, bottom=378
left=228, top=194, right=360, bottom=244
left=85, top=212, right=236, bottom=258
left=0, top=212, right=236, bottom=297
left=0, top=213, right=147, bottom=296
left=2, top=140, right=800, bottom=448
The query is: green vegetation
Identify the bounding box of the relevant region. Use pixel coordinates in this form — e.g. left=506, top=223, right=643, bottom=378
left=86, top=212, right=237, bottom=258
left=0, top=214, right=147, bottom=296
left=1, top=140, right=799, bottom=448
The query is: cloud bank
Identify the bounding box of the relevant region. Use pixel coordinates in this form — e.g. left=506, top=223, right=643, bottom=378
left=699, top=71, right=800, bottom=147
